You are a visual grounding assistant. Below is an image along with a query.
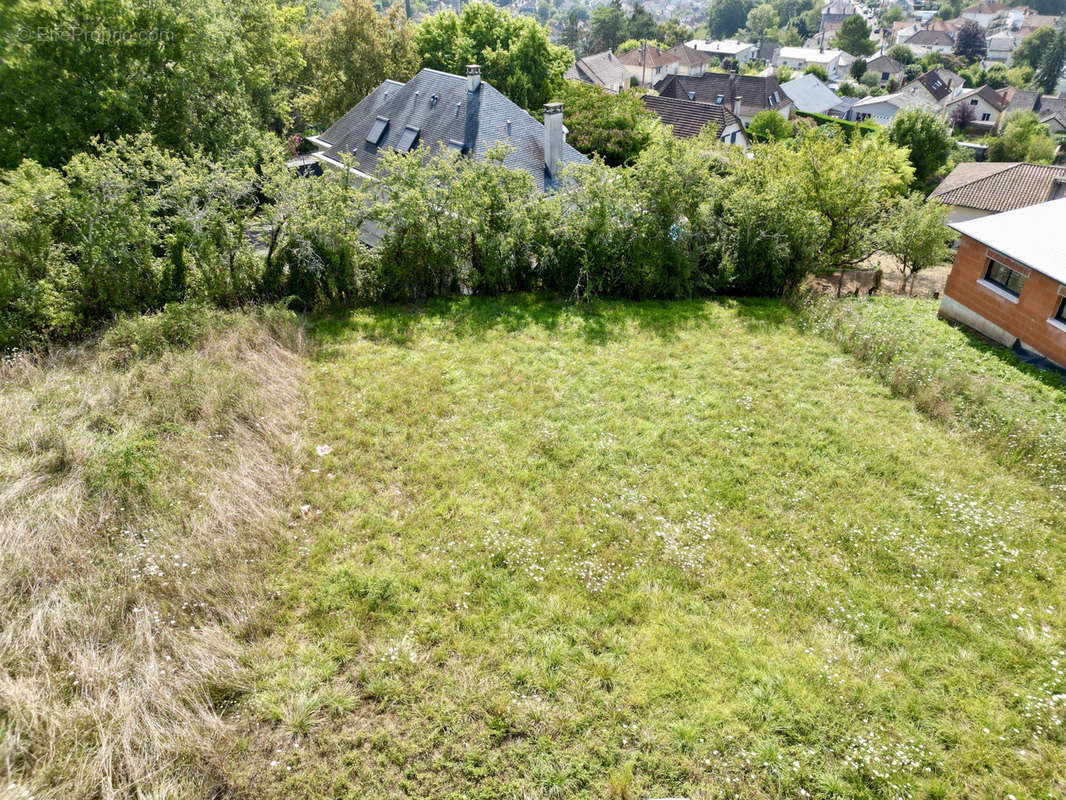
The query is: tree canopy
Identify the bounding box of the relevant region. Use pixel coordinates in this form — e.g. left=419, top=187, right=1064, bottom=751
left=953, top=20, right=985, bottom=61
left=835, top=15, right=876, bottom=57
left=415, top=2, right=571, bottom=111
left=553, top=82, right=659, bottom=166
left=1035, top=30, right=1066, bottom=95
left=887, top=107, right=953, bottom=187
left=297, top=0, right=419, bottom=129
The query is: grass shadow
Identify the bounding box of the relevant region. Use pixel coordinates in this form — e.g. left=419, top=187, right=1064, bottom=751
left=308, top=293, right=735, bottom=347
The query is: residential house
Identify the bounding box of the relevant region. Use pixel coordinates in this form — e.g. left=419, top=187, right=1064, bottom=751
left=310, top=66, right=589, bottom=193
left=962, top=1, right=1009, bottom=27
left=986, top=30, right=1017, bottom=61
left=685, top=39, right=757, bottom=64
left=756, top=39, right=781, bottom=64
left=939, top=198, right=1066, bottom=369
left=904, top=29, right=955, bottom=55
left=780, top=72, right=847, bottom=115
left=640, top=94, right=751, bottom=148
left=821, top=0, right=858, bottom=28
left=851, top=91, right=936, bottom=124
left=666, top=43, right=714, bottom=76
left=901, top=68, right=965, bottom=106
left=931, top=161, right=1066, bottom=223
left=864, top=54, right=906, bottom=87
left=942, top=84, right=1006, bottom=130
left=654, top=72, right=793, bottom=124
left=772, top=46, right=845, bottom=79
left=616, top=45, right=680, bottom=88
left=565, top=50, right=631, bottom=93
left=894, top=21, right=922, bottom=44
left=999, top=89, right=1066, bottom=135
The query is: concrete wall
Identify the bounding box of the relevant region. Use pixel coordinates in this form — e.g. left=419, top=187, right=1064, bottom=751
left=939, top=233, right=1066, bottom=366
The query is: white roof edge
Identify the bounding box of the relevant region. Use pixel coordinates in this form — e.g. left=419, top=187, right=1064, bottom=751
left=949, top=198, right=1066, bottom=284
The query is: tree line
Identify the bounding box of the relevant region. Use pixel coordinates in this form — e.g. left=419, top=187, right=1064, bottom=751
left=0, top=126, right=951, bottom=349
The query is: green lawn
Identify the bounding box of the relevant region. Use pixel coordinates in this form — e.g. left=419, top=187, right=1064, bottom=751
left=232, top=296, right=1066, bottom=800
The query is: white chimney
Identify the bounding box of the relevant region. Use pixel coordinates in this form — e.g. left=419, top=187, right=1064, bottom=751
left=467, top=64, right=481, bottom=93
left=543, top=102, right=563, bottom=181
left=733, top=96, right=742, bottom=117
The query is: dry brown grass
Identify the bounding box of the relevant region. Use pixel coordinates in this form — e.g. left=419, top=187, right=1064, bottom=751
left=0, top=305, right=306, bottom=800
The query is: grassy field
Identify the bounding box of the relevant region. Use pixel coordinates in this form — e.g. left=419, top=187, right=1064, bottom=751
left=225, top=296, right=1066, bottom=800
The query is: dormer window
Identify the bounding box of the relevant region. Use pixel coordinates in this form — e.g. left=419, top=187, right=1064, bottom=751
left=366, top=116, right=389, bottom=146
left=395, top=126, right=420, bottom=153
left=715, top=94, right=724, bottom=103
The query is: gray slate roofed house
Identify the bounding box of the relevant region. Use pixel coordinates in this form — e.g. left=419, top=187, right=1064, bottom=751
left=905, top=29, right=955, bottom=47
left=313, top=66, right=588, bottom=192
left=565, top=50, right=631, bottom=93
left=865, top=55, right=904, bottom=75
left=780, top=73, right=844, bottom=115
left=654, top=73, right=792, bottom=120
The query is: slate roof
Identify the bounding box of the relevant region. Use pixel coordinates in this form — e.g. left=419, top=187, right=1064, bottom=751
left=780, top=73, right=843, bottom=114
left=908, top=68, right=961, bottom=101
left=641, top=94, right=744, bottom=139
left=315, top=68, right=588, bottom=192
left=565, top=50, right=631, bottom=90
left=866, top=55, right=904, bottom=74
left=905, top=29, right=955, bottom=46
left=944, top=84, right=1006, bottom=110
left=931, top=162, right=1066, bottom=212
left=655, top=73, right=792, bottom=118
left=1000, top=87, right=1041, bottom=114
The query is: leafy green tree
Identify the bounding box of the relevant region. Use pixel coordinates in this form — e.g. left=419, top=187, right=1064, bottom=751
left=986, top=110, right=1056, bottom=163
left=877, top=194, right=951, bottom=294
left=888, top=44, right=914, bottom=64
left=887, top=107, right=953, bottom=187
left=617, top=38, right=664, bottom=54
left=780, top=128, right=913, bottom=291
left=850, top=57, right=868, bottom=80
left=589, top=0, right=627, bottom=51
left=953, top=20, right=985, bottom=61
left=860, top=70, right=880, bottom=87
left=746, top=3, right=779, bottom=38
left=560, top=9, right=582, bottom=51
left=554, top=82, right=659, bottom=166
left=298, top=0, right=419, bottom=129
left=881, top=4, right=904, bottom=24
left=835, top=15, right=875, bottom=56
left=748, top=109, right=794, bottom=141
left=0, top=0, right=304, bottom=169
left=659, top=18, right=695, bottom=47
left=804, top=63, right=829, bottom=81
left=415, top=2, right=570, bottom=110
left=628, top=1, right=661, bottom=40
left=707, top=0, right=751, bottom=39
left=1035, top=30, right=1066, bottom=95
left=1012, top=26, right=1057, bottom=70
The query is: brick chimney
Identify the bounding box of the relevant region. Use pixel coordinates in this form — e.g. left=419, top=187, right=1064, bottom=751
left=466, top=64, right=481, bottom=93
left=543, top=102, right=563, bottom=182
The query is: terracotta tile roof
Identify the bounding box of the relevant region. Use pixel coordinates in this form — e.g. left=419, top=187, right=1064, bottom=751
left=616, top=45, right=679, bottom=69
left=641, top=94, right=744, bottom=138
left=665, top=43, right=713, bottom=67
left=931, top=162, right=1066, bottom=212
left=963, top=2, right=1008, bottom=13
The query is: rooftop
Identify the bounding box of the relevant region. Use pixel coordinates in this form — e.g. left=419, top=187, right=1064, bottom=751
left=950, top=198, right=1066, bottom=283
left=641, top=93, right=744, bottom=138
left=932, top=162, right=1066, bottom=213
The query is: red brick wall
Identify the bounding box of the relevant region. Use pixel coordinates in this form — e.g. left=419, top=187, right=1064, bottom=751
left=942, top=234, right=1066, bottom=366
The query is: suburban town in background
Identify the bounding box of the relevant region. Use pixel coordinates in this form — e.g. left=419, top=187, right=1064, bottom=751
left=1, top=0, right=1066, bottom=796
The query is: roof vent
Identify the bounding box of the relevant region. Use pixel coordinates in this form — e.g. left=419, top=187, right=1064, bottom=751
left=506, top=119, right=512, bottom=136
left=430, top=93, right=439, bottom=107
left=456, top=102, right=462, bottom=118
left=413, top=90, right=420, bottom=103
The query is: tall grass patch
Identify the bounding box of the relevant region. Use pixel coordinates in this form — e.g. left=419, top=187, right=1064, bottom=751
left=0, top=305, right=306, bottom=799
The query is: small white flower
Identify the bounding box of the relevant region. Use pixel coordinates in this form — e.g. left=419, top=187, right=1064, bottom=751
left=315, top=444, right=333, bottom=457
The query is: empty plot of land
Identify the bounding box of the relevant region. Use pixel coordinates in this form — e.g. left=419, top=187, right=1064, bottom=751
left=232, top=297, right=1066, bottom=800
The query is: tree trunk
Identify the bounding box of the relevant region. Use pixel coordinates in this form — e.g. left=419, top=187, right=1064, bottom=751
left=836, top=269, right=845, bottom=298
